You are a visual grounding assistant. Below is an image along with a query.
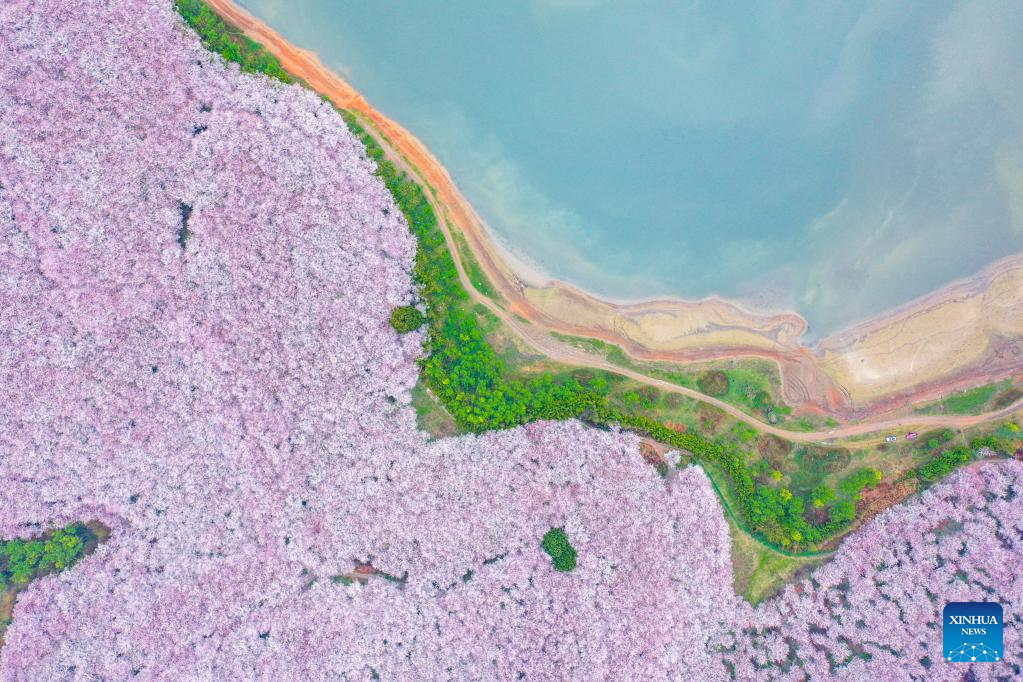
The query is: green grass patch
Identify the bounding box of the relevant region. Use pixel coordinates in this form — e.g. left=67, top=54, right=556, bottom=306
left=411, top=380, right=462, bottom=439
left=780, top=416, right=819, bottom=432
left=917, top=380, right=1013, bottom=416
left=549, top=332, right=633, bottom=368
left=450, top=228, right=498, bottom=301
left=728, top=516, right=827, bottom=605
left=941, top=383, right=1001, bottom=414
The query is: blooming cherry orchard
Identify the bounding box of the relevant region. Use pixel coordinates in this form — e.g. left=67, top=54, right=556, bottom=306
left=0, top=1, right=737, bottom=677
left=720, top=462, right=1023, bottom=681
left=0, top=1, right=1021, bottom=680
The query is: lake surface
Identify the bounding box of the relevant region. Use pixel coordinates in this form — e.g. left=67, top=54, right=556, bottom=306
left=239, top=0, right=1023, bottom=337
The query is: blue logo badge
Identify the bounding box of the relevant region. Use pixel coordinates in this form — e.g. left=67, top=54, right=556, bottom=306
left=943, top=602, right=1003, bottom=663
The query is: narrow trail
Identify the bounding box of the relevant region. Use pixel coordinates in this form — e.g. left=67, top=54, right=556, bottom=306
left=205, top=0, right=1023, bottom=447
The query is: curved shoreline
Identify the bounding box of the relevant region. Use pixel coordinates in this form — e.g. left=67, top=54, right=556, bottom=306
left=207, top=0, right=1023, bottom=419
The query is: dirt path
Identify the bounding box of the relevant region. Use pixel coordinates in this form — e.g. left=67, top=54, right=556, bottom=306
left=203, top=0, right=1023, bottom=446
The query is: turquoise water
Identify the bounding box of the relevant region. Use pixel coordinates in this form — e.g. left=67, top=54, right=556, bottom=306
left=239, top=0, right=1023, bottom=337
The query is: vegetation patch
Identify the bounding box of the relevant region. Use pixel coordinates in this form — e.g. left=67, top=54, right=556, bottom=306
left=548, top=337, right=787, bottom=421
left=389, top=305, right=425, bottom=334
left=175, top=0, right=293, bottom=82
left=541, top=528, right=577, bottom=573
left=782, top=416, right=820, bottom=432
left=2, top=523, right=108, bottom=643
left=451, top=229, right=498, bottom=300
left=916, top=446, right=973, bottom=484
left=725, top=501, right=828, bottom=605
left=549, top=332, right=633, bottom=369
left=797, top=446, right=852, bottom=476
left=410, top=380, right=462, bottom=439
left=338, top=109, right=603, bottom=432
left=915, top=429, right=956, bottom=452
left=916, top=381, right=1015, bottom=416
left=697, top=370, right=730, bottom=397
left=838, top=468, right=883, bottom=500
left=996, top=420, right=1022, bottom=443
left=993, top=386, right=1023, bottom=410
left=857, top=480, right=917, bottom=522
left=942, top=383, right=1000, bottom=414
left=758, top=434, right=791, bottom=468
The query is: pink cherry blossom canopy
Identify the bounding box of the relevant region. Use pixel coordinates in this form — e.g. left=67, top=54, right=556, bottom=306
left=0, top=2, right=1019, bottom=679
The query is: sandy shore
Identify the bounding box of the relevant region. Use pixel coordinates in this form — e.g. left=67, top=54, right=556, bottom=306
left=203, top=0, right=1023, bottom=420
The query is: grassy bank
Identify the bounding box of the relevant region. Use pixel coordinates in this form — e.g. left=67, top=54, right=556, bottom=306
left=727, top=516, right=827, bottom=605
left=915, top=379, right=1021, bottom=416
left=175, top=0, right=292, bottom=81
left=174, top=0, right=1022, bottom=564
left=549, top=332, right=792, bottom=423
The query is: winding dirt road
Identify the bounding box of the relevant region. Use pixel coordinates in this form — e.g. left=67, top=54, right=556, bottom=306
left=204, top=0, right=1023, bottom=446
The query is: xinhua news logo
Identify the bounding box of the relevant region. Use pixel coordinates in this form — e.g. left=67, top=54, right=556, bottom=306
left=943, top=602, right=1003, bottom=663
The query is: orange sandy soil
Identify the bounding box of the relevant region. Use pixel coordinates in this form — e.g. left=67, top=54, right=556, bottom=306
left=203, top=0, right=1023, bottom=427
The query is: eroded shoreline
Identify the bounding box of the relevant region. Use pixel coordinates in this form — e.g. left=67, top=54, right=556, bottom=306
left=206, top=0, right=1023, bottom=418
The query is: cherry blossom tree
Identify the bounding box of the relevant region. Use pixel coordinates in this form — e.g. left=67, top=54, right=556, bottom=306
left=0, top=1, right=1020, bottom=680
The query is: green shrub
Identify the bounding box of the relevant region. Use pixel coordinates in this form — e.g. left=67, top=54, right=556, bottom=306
left=917, top=446, right=972, bottom=483
left=541, top=528, right=577, bottom=573
left=969, top=435, right=1005, bottom=453
left=553, top=550, right=577, bottom=572
left=838, top=468, right=882, bottom=500
left=830, top=499, right=857, bottom=524
left=541, top=528, right=569, bottom=556
left=697, top=370, right=730, bottom=397
left=389, top=306, right=425, bottom=334
left=810, top=485, right=835, bottom=508
left=174, top=0, right=293, bottom=83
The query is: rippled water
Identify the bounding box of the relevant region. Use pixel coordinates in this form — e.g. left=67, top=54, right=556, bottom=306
left=239, top=0, right=1023, bottom=336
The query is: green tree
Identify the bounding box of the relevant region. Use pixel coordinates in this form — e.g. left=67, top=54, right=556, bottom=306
left=541, top=528, right=577, bottom=573
left=830, top=500, right=857, bottom=524
left=917, top=446, right=972, bottom=483
left=810, top=485, right=835, bottom=508
left=389, top=306, right=425, bottom=334
left=1, top=524, right=89, bottom=587
left=838, top=468, right=882, bottom=499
